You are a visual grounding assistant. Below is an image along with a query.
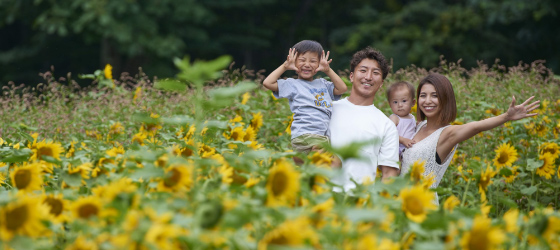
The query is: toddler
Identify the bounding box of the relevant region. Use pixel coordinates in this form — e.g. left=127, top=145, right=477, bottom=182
left=263, top=40, right=347, bottom=154
left=386, top=81, right=417, bottom=157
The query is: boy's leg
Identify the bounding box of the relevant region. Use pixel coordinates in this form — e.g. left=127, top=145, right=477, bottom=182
left=291, top=134, right=329, bottom=165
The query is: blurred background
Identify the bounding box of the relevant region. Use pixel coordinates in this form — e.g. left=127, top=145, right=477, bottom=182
left=1, top=0, right=559, bottom=85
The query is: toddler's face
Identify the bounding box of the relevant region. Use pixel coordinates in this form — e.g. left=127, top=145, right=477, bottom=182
left=389, top=87, right=414, bottom=118
left=296, top=51, right=319, bottom=81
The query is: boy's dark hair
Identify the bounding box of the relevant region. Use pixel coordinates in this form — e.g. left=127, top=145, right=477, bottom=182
left=417, top=73, right=457, bottom=125
left=292, top=40, right=323, bottom=57
left=386, top=81, right=415, bottom=102
left=350, top=47, right=390, bottom=80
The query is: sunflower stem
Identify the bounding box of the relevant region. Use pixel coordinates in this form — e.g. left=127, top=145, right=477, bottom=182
left=461, top=178, right=471, bottom=207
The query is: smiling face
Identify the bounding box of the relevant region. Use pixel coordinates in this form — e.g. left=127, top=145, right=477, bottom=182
left=418, top=83, right=440, bottom=119
left=295, top=51, right=319, bottom=81
left=348, top=58, right=384, bottom=104
left=389, top=87, right=415, bottom=118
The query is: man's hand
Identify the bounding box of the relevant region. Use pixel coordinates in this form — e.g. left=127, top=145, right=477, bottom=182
left=283, top=48, right=299, bottom=72
left=315, top=50, right=333, bottom=73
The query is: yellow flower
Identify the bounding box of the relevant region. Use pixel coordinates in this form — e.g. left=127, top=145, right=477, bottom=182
left=308, top=151, right=332, bottom=166
left=42, top=194, right=70, bottom=224
left=30, top=140, right=64, bottom=162
left=378, top=238, right=400, bottom=250
left=0, top=195, right=50, bottom=241
left=109, top=122, right=124, bottom=135
left=443, top=195, right=460, bottom=212
left=250, top=112, right=264, bottom=131
left=92, top=178, right=138, bottom=204
left=131, top=131, right=148, bottom=145
left=502, top=208, right=519, bottom=233
left=485, top=108, right=500, bottom=116
left=198, top=143, right=216, bottom=158
left=243, top=125, right=257, bottom=142
left=258, top=217, right=318, bottom=250
left=157, top=163, right=193, bottom=192
left=285, top=114, right=294, bottom=135
left=266, top=159, right=300, bottom=207
left=145, top=223, right=180, bottom=250
left=229, top=115, right=243, bottom=124
left=0, top=171, right=6, bottom=185
left=104, top=64, right=113, bottom=80
left=10, top=162, right=44, bottom=192
left=536, top=153, right=556, bottom=179
left=241, top=92, right=251, bottom=104
left=492, top=143, right=518, bottom=169
left=213, top=155, right=233, bottom=184
left=411, top=103, right=417, bottom=114
left=225, top=126, right=245, bottom=142
left=502, top=166, right=520, bottom=183
left=540, top=142, right=560, bottom=159
left=71, top=196, right=105, bottom=220
left=460, top=215, right=505, bottom=250
left=133, top=87, right=142, bottom=102
left=409, top=160, right=426, bottom=183
left=66, top=235, right=98, bottom=250
left=478, top=166, right=497, bottom=202
left=244, top=176, right=261, bottom=188
left=399, top=185, right=437, bottom=223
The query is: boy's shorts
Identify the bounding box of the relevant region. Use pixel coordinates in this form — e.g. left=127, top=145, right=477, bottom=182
left=291, top=134, right=329, bottom=154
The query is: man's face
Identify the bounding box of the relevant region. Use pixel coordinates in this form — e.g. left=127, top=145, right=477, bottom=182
left=349, top=58, right=384, bottom=99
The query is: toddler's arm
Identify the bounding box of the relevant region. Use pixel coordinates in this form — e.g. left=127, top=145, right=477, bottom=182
left=399, top=137, right=416, bottom=148
left=263, top=48, right=298, bottom=92
left=316, top=50, right=347, bottom=95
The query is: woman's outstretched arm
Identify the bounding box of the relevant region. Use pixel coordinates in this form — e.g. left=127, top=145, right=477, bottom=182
left=437, top=96, right=540, bottom=159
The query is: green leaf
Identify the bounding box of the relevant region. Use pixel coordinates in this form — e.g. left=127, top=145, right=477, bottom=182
left=499, top=167, right=513, bottom=176
left=129, top=167, right=164, bottom=180
left=345, top=208, right=386, bottom=222
left=154, top=79, right=187, bottom=92
left=61, top=172, right=83, bottom=187
left=526, top=159, right=543, bottom=171
left=1, top=149, right=32, bottom=163
left=521, top=186, right=538, bottom=196
left=161, top=115, right=194, bottom=125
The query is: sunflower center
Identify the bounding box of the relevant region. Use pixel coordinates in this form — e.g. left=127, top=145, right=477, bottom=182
left=37, top=147, right=54, bottom=160
left=269, top=234, right=289, bottom=245
left=543, top=148, right=557, bottom=155
left=497, top=152, right=509, bottom=164
left=14, top=169, right=32, bottom=189
left=5, top=204, right=28, bottom=230
left=271, top=172, right=288, bottom=196
left=468, top=232, right=489, bottom=250
left=78, top=204, right=99, bottom=219
left=44, top=197, right=64, bottom=216
left=404, top=196, right=424, bottom=215
left=181, top=148, right=193, bottom=158
left=164, top=168, right=181, bottom=187
left=231, top=132, right=241, bottom=141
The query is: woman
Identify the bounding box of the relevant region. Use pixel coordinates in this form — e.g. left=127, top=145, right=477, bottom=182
left=400, top=73, right=540, bottom=203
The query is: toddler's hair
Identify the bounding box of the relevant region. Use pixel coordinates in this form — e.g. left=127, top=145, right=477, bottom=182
left=350, top=47, right=390, bottom=80
left=292, top=40, right=323, bottom=56
left=386, top=81, right=415, bottom=102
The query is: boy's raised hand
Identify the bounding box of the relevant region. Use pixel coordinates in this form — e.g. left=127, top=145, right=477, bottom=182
left=283, top=48, right=299, bottom=72
left=505, top=96, right=540, bottom=121
left=315, top=50, right=333, bottom=73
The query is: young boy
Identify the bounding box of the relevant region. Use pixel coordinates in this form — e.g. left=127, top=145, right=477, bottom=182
left=263, top=40, right=347, bottom=154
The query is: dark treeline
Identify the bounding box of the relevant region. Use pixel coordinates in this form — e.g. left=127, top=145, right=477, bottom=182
left=1, top=0, right=559, bottom=85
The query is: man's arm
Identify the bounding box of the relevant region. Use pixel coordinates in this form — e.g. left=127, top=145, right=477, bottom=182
left=380, top=165, right=399, bottom=181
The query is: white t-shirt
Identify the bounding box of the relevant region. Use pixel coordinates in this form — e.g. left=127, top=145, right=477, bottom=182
left=328, top=98, right=400, bottom=192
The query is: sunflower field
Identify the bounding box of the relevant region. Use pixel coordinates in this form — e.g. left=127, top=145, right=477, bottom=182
left=0, top=55, right=560, bottom=250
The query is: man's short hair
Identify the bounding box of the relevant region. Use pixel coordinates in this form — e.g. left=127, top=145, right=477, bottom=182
left=292, top=40, right=323, bottom=56
left=350, top=47, right=390, bottom=80
left=386, top=81, right=415, bottom=101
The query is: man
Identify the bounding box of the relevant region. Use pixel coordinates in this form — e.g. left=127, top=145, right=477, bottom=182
left=329, top=47, right=400, bottom=193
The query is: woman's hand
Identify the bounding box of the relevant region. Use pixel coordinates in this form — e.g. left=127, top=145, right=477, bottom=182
left=506, top=96, right=540, bottom=121
left=283, top=48, right=299, bottom=72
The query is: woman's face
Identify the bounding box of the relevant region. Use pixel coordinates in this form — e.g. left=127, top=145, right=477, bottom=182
left=418, top=83, right=440, bottom=118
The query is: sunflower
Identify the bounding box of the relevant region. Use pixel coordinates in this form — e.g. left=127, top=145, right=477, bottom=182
left=241, top=92, right=251, bottom=105
left=536, top=153, right=556, bottom=179
left=285, top=114, right=294, bottom=135
left=157, top=163, right=193, bottom=192
left=399, top=185, right=437, bottom=223
left=10, top=162, right=43, bottom=192
left=258, top=217, right=318, bottom=250
left=266, top=159, right=300, bottom=207
left=31, top=140, right=64, bottom=162
left=155, top=154, right=169, bottom=168
left=70, top=196, right=105, bottom=220
left=131, top=131, right=148, bottom=145
left=503, top=166, right=520, bottom=183
left=492, top=143, right=518, bottom=169
left=104, top=64, right=113, bottom=80
left=0, top=195, right=50, bottom=241
left=460, top=215, right=505, bottom=250
left=109, top=122, right=124, bottom=135
left=308, top=151, right=332, bottom=166
left=243, top=125, right=257, bottom=142
left=213, top=154, right=233, bottom=184
left=227, top=126, right=245, bottom=142
left=250, top=112, right=263, bottom=131
left=68, top=162, right=92, bottom=180
left=409, top=160, right=426, bottom=183
left=133, top=87, right=142, bottom=102
left=66, top=235, right=98, bottom=250
left=106, top=146, right=125, bottom=157
left=443, top=195, right=460, bottom=212
left=311, top=198, right=335, bottom=228
left=478, top=166, right=497, bottom=202
left=42, top=194, right=70, bottom=223
left=145, top=223, right=180, bottom=250
left=543, top=216, right=560, bottom=246
left=93, top=178, right=138, bottom=204
left=540, top=142, right=560, bottom=159
left=0, top=169, right=6, bottom=185
left=198, top=143, right=216, bottom=158
left=502, top=208, right=519, bottom=233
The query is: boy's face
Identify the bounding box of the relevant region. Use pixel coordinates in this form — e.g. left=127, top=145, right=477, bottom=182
left=296, top=51, right=319, bottom=81
left=389, top=87, right=415, bottom=118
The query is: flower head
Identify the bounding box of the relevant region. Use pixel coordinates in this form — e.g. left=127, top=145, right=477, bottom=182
left=399, top=185, right=437, bottom=223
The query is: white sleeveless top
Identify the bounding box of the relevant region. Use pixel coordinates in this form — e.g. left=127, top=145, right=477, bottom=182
left=400, top=120, right=458, bottom=203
